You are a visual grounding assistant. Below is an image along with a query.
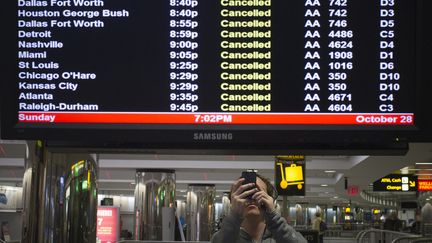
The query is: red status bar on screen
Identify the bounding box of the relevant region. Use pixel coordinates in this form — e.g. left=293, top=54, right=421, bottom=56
left=17, top=112, right=414, bottom=125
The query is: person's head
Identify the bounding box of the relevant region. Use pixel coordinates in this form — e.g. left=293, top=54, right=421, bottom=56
left=315, top=211, right=321, bottom=218
left=230, top=173, right=275, bottom=218
left=244, top=175, right=271, bottom=218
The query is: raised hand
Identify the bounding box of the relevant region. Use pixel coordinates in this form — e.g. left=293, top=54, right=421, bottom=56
left=230, top=178, right=258, bottom=217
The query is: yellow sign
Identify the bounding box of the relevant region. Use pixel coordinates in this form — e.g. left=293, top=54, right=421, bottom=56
left=278, top=163, right=304, bottom=190
left=275, top=156, right=306, bottom=196
left=373, top=174, right=417, bottom=192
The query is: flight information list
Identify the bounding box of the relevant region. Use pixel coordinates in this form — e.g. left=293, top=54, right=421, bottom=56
left=12, top=0, right=416, bottom=125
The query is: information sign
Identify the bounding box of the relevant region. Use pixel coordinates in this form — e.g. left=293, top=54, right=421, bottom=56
left=275, top=155, right=306, bottom=196
left=418, top=180, right=432, bottom=191
left=97, top=206, right=120, bottom=243
left=1, top=0, right=430, bottom=148
left=373, top=174, right=417, bottom=192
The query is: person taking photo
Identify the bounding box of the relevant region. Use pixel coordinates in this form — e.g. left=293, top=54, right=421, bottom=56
left=211, top=174, right=307, bottom=243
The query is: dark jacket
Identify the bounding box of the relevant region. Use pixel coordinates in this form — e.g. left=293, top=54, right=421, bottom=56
left=383, top=218, right=402, bottom=231
left=211, top=210, right=307, bottom=243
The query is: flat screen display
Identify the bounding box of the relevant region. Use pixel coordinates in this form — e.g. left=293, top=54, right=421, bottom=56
left=1, top=0, right=431, bottom=150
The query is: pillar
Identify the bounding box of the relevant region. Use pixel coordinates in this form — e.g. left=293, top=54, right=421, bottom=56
left=186, top=184, right=216, bottom=241
left=134, top=169, right=176, bottom=240
left=21, top=141, right=97, bottom=243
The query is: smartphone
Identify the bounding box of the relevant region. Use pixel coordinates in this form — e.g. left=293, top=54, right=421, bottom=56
left=242, top=171, right=257, bottom=185
left=242, top=170, right=257, bottom=200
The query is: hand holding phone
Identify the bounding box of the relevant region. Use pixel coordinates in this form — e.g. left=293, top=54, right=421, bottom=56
left=241, top=170, right=257, bottom=200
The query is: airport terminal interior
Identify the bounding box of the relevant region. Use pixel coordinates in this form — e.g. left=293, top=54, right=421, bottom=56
left=3, top=0, right=432, bottom=242
left=1, top=141, right=432, bottom=243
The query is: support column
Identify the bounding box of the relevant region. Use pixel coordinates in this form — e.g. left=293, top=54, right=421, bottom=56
left=134, top=169, right=176, bottom=241
left=21, top=141, right=97, bottom=243
left=186, top=184, right=216, bottom=241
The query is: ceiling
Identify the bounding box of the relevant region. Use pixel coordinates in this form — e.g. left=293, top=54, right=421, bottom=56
left=1, top=139, right=432, bottom=207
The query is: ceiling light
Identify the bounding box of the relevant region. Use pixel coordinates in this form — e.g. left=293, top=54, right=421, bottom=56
left=416, top=163, right=432, bottom=165
left=321, top=184, right=328, bottom=187
left=400, top=168, right=410, bottom=174
left=325, top=170, right=336, bottom=173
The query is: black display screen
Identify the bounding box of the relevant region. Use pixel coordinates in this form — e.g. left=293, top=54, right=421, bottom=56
left=1, top=0, right=431, bottom=150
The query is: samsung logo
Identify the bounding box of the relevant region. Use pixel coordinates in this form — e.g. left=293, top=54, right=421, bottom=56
left=193, top=133, right=233, bottom=141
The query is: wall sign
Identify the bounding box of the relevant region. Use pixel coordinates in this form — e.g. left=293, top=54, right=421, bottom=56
left=373, top=174, right=417, bottom=192
left=418, top=180, right=432, bottom=191
left=97, top=206, right=120, bottom=243
left=275, top=155, right=305, bottom=196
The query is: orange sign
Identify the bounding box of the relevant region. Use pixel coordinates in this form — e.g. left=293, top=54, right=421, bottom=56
left=418, top=180, right=432, bottom=191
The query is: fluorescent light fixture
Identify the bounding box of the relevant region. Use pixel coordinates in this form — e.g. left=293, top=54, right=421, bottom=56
left=416, top=163, right=432, bottom=165
left=321, top=184, right=328, bottom=187
left=400, top=168, right=410, bottom=174
left=325, top=170, right=336, bottom=173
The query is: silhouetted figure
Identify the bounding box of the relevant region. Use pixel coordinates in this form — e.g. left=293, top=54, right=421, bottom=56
left=383, top=212, right=402, bottom=231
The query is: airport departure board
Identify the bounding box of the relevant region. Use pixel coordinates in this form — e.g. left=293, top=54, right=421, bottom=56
left=8, top=0, right=417, bottom=126
left=3, top=0, right=426, bottom=146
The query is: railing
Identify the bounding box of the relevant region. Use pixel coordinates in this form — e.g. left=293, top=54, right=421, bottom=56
left=391, top=235, right=425, bottom=243
left=410, top=238, right=432, bottom=243
left=356, top=228, right=424, bottom=243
